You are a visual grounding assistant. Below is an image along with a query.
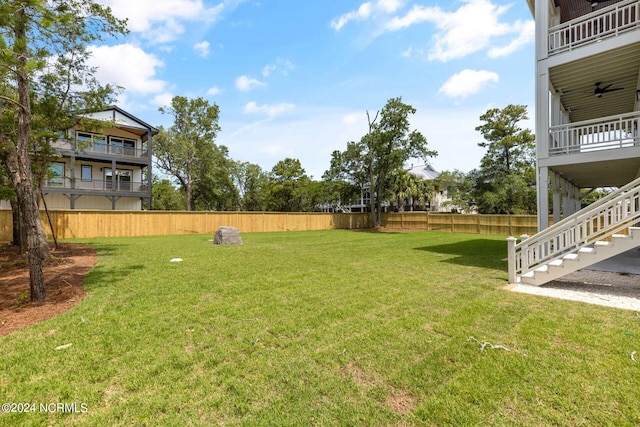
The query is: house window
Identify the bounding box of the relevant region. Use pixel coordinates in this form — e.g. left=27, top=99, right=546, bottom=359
left=105, top=169, right=133, bottom=191
left=48, top=163, right=65, bottom=187
left=109, top=137, right=136, bottom=156
left=77, top=132, right=106, bottom=153
left=81, top=165, right=92, bottom=182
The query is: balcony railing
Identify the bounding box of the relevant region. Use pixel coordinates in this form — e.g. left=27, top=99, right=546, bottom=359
left=548, top=0, right=639, bottom=55
left=52, top=140, right=149, bottom=159
left=549, top=111, right=640, bottom=156
left=43, top=177, right=149, bottom=193
left=79, top=142, right=149, bottom=158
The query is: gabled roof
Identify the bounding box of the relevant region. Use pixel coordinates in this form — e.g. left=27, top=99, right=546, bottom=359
left=406, top=164, right=440, bottom=180
left=78, top=106, right=159, bottom=136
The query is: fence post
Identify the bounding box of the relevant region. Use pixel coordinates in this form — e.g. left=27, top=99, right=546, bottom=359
left=507, top=236, right=517, bottom=284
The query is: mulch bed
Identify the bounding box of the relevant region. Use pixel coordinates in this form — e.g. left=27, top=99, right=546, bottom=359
left=0, top=243, right=96, bottom=337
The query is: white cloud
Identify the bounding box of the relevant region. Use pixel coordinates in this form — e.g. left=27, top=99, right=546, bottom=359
left=384, top=0, right=533, bottom=62
left=206, top=86, right=222, bottom=96
left=401, top=46, right=425, bottom=58
left=331, top=0, right=404, bottom=31
left=377, top=0, right=403, bottom=13
left=262, top=58, right=295, bottom=77
left=438, top=69, right=499, bottom=99
left=331, top=2, right=373, bottom=31
left=96, top=0, right=225, bottom=42
left=235, top=75, right=267, bottom=92
left=151, top=93, right=175, bottom=108
left=193, top=41, right=210, bottom=57
left=88, top=44, right=167, bottom=95
left=488, top=20, right=535, bottom=58
left=243, top=101, right=295, bottom=117
left=342, top=112, right=363, bottom=125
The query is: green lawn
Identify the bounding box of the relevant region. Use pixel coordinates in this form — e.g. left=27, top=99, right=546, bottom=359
left=1, top=230, right=639, bottom=426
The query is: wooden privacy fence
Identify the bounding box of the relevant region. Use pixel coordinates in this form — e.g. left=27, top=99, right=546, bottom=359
left=381, top=212, right=545, bottom=237
left=0, top=210, right=544, bottom=241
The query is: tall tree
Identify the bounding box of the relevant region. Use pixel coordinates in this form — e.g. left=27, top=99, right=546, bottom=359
left=328, top=97, right=436, bottom=227
left=435, top=170, right=475, bottom=213
left=0, top=0, right=126, bottom=302
left=473, top=104, right=536, bottom=214
left=266, top=158, right=308, bottom=212
left=154, top=96, right=221, bottom=211
left=151, top=175, right=185, bottom=210
left=475, top=104, right=535, bottom=179
left=193, top=145, right=238, bottom=211
left=389, top=169, right=422, bottom=212
left=230, top=161, right=267, bottom=211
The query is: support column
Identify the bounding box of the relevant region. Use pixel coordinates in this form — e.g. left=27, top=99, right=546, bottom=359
left=70, top=155, right=76, bottom=189
left=537, top=166, right=549, bottom=231
left=535, top=0, right=550, bottom=232
left=552, top=171, right=561, bottom=224
left=572, top=184, right=581, bottom=214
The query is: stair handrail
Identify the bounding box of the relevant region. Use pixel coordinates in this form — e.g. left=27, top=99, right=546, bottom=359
left=508, top=175, right=640, bottom=282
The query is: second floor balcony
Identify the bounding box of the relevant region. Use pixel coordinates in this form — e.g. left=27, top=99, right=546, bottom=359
left=548, top=0, right=639, bottom=56
left=43, top=177, right=149, bottom=193
left=79, top=142, right=150, bottom=159
left=52, top=139, right=150, bottom=160
left=549, top=111, right=640, bottom=156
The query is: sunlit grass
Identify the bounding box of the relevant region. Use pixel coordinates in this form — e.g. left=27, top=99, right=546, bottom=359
left=1, top=230, right=639, bottom=426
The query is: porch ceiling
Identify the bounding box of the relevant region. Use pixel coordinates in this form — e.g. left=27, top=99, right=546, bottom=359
left=550, top=42, right=640, bottom=123
left=551, top=156, right=640, bottom=187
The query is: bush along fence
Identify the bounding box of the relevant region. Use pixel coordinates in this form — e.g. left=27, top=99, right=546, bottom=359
left=0, top=210, right=545, bottom=241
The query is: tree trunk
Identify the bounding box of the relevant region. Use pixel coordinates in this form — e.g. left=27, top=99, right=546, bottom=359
left=5, top=147, right=49, bottom=302
left=371, top=187, right=383, bottom=228
left=185, top=182, right=193, bottom=211
left=185, top=168, right=193, bottom=211
left=10, top=197, right=27, bottom=252
left=397, top=195, right=405, bottom=213
left=7, top=6, right=49, bottom=302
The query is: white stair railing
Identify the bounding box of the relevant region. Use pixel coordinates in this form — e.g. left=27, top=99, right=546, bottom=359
left=508, top=176, right=640, bottom=283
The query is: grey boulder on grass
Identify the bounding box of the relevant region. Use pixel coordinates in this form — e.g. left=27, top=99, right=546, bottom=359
left=214, top=226, right=243, bottom=245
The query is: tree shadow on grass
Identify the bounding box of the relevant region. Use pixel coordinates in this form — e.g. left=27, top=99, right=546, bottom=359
left=82, top=242, right=146, bottom=290
left=414, top=239, right=508, bottom=272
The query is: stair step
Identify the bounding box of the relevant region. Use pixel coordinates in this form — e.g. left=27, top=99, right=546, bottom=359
left=578, top=247, right=596, bottom=254
left=563, top=253, right=579, bottom=261
left=612, top=234, right=631, bottom=240
left=548, top=259, right=563, bottom=267
left=534, top=265, right=549, bottom=274
left=594, top=241, right=611, bottom=247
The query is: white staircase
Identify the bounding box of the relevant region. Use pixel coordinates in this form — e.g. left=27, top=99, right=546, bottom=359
left=518, top=228, right=640, bottom=285
left=508, top=176, right=640, bottom=286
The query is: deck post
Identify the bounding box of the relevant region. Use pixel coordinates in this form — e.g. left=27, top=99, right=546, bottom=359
left=507, top=236, right=517, bottom=284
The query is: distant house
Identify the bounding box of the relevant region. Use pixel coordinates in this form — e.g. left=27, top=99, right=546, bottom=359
left=348, top=164, right=453, bottom=213
left=1, top=106, right=158, bottom=211
left=405, top=164, right=452, bottom=213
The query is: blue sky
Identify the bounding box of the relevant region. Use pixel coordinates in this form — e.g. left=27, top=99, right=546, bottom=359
left=91, top=0, right=535, bottom=179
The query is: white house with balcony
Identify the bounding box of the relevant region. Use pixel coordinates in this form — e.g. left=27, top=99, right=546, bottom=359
left=348, top=164, right=453, bottom=213
left=1, top=106, right=158, bottom=211
left=508, top=0, right=640, bottom=286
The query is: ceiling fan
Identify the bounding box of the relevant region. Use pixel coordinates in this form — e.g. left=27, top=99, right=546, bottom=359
left=594, top=82, right=623, bottom=98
